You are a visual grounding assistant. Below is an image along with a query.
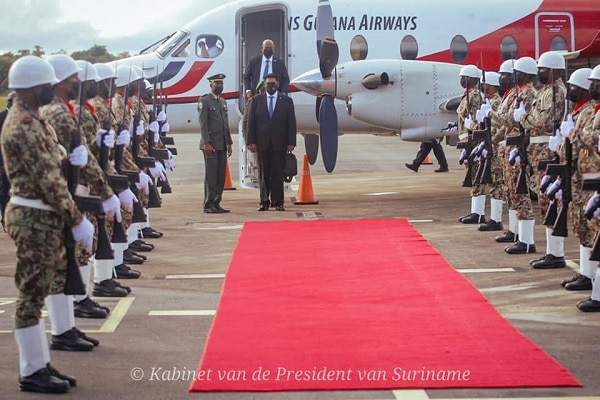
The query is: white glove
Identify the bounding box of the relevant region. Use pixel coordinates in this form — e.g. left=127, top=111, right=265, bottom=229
left=149, top=161, right=167, bottom=181
left=69, top=145, right=88, bottom=167
left=546, top=179, right=562, bottom=196
left=164, top=150, right=175, bottom=171
left=102, top=194, right=122, bottom=222
left=560, top=114, right=574, bottom=138
left=135, top=120, right=145, bottom=136
left=160, top=122, right=170, bottom=134
left=554, top=189, right=563, bottom=200
left=464, top=115, right=473, bottom=129
left=116, top=129, right=130, bottom=146
left=156, top=111, right=167, bottom=122
left=513, top=102, right=526, bottom=122
left=509, top=148, right=521, bottom=167
left=481, top=148, right=489, bottom=159
left=541, top=174, right=553, bottom=188
left=72, top=217, right=94, bottom=252
left=549, top=133, right=562, bottom=152
left=103, top=129, right=115, bottom=148
left=136, top=172, right=151, bottom=194
left=444, top=122, right=458, bottom=135
left=148, top=121, right=159, bottom=133
left=118, top=188, right=137, bottom=212
left=95, top=129, right=107, bottom=147
left=477, top=99, right=492, bottom=122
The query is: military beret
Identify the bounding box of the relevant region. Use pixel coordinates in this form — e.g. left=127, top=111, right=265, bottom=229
left=207, top=73, right=226, bottom=82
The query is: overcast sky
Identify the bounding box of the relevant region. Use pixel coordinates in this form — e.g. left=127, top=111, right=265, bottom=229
left=0, top=0, right=234, bottom=55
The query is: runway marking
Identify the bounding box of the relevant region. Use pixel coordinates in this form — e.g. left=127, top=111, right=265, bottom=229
left=392, top=389, right=429, bottom=399
left=92, top=297, right=135, bottom=333
left=365, top=192, right=399, bottom=196
left=407, top=219, right=434, bottom=223
left=189, top=222, right=243, bottom=230
left=161, top=273, right=225, bottom=280
left=458, top=268, right=516, bottom=273
left=296, top=211, right=324, bottom=220
left=479, top=283, right=537, bottom=293
left=498, top=306, right=574, bottom=313
left=148, top=310, right=215, bottom=316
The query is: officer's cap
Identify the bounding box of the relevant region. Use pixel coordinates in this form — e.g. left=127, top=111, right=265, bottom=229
left=207, top=73, right=225, bottom=82
left=256, top=79, right=265, bottom=92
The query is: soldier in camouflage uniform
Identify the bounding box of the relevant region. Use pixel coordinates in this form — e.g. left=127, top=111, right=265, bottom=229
left=552, top=68, right=596, bottom=291
left=517, top=51, right=567, bottom=268
left=503, top=57, right=538, bottom=255
left=575, top=65, right=600, bottom=312
left=2, top=55, right=95, bottom=393
left=476, top=71, right=503, bottom=232
left=456, top=65, right=484, bottom=224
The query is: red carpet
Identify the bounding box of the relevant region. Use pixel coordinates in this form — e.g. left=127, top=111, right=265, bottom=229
left=190, top=219, right=580, bottom=392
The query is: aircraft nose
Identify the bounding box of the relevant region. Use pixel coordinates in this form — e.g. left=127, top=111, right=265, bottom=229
left=291, top=68, right=336, bottom=97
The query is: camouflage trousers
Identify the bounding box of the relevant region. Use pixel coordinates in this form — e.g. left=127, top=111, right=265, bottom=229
left=5, top=204, right=67, bottom=329
left=487, top=145, right=504, bottom=200
left=504, top=145, right=534, bottom=220
left=466, top=161, right=486, bottom=197
left=528, top=142, right=555, bottom=219
left=569, top=175, right=594, bottom=247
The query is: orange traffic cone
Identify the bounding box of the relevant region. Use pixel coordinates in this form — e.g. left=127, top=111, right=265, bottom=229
left=224, top=159, right=236, bottom=190
left=294, top=154, right=319, bottom=205
left=422, top=154, right=432, bottom=165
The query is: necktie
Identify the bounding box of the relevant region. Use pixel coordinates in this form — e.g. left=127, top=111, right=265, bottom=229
left=262, top=59, right=270, bottom=80
left=269, top=96, right=274, bottom=119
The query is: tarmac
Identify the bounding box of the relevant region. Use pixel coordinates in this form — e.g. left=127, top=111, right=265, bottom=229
left=0, top=132, right=599, bottom=400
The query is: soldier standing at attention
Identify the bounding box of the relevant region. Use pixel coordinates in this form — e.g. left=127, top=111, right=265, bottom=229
left=2, top=56, right=95, bottom=393
left=198, top=74, right=233, bottom=214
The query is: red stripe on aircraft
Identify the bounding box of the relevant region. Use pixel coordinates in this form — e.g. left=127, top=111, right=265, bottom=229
left=161, top=61, right=214, bottom=96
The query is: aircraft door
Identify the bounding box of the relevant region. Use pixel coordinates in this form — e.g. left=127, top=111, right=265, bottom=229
left=534, top=13, right=574, bottom=58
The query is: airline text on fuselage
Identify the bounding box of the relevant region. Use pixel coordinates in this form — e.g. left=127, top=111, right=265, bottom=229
left=288, top=15, right=418, bottom=31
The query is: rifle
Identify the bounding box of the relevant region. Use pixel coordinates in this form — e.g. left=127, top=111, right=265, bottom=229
left=550, top=138, right=572, bottom=237
left=537, top=159, right=559, bottom=226
left=582, top=179, right=600, bottom=260
left=506, top=126, right=529, bottom=195
left=457, top=137, right=473, bottom=187
left=472, top=124, right=492, bottom=185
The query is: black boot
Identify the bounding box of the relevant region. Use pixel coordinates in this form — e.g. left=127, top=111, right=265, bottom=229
left=72, top=327, right=99, bottom=347
left=405, top=163, right=418, bottom=172
left=19, top=367, right=70, bottom=393
left=50, top=328, right=94, bottom=351
left=74, top=297, right=108, bottom=319
left=46, top=363, right=77, bottom=387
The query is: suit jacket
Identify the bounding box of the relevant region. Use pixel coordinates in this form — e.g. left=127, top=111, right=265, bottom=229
left=247, top=92, right=296, bottom=152
left=244, top=55, right=290, bottom=95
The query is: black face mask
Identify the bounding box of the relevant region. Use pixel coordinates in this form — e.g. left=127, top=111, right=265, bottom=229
left=69, top=80, right=80, bottom=100
left=213, top=86, right=223, bottom=95
left=499, top=74, right=512, bottom=91
left=265, top=83, right=277, bottom=95
left=537, top=71, right=550, bottom=85
left=38, top=85, right=55, bottom=106
left=567, top=88, right=581, bottom=103
left=460, top=76, right=468, bottom=89
left=85, top=82, right=97, bottom=99
left=591, top=83, right=600, bottom=100
left=263, top=48, right=273, bottom=59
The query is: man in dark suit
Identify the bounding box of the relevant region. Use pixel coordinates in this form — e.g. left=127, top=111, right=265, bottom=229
left=247, top=74, right=296, bottom=211
left=243, top=39, right=290, bottom=100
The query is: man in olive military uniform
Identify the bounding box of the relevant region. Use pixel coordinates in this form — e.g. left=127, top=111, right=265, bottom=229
left=198, top=74, right=233, bottom=213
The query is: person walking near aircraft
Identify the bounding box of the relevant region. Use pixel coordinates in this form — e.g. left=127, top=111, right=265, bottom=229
left=405, top=139, right=448, bottom=173
left=456, top=65, right=484, bottom=224
left=247, top=73, right=297, bottom=211
left=244, top=39, right=290, bottom=99
left=514, top=51, right=566, bottom=265
left=198, top=74, right=233, bottom=214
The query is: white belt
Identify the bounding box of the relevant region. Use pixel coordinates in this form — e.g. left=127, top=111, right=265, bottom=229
left=582, top=172, right=600, bottom=180
left=10, top=196, right=54, bottom=212
left=459, top=133, right=469, bottom=141
left=530, top=136, right=550, bottom=144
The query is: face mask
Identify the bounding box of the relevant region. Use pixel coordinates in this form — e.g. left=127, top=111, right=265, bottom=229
left=537, top=71, right=550, bottom=85
left=86, top=82, right=97, bottom=99
left=263, top=48, right=273, bottom=58
left=213, top=86, right=223, bottom=95
left=460, top=76, right=468, bottom=89
left=567, top=88, right=580, bottom=103
left=591, top=83, right=600, bottom=100
left=38, top=85, right=55, bottom=106
left=266, top=83, right=277, bottom=95
left=499, top=74, right=511, bottom=91
left=69, top=80, right=80, bottom=100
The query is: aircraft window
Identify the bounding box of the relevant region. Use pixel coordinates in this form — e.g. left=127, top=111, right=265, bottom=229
left=156, top=30, right=188, bottom=58
left=172, top=39, right=190, bottom=58
left=550, top=35, right=568, bottom=52
left=350, top=35, right=368, bottom=61
left=196, top=35, right=224, bottom=59
left=400, top=35, right=418, bottom=60
left=500, top=35, right=518, bottom=60
left=450, top=35, right=468, bottom=63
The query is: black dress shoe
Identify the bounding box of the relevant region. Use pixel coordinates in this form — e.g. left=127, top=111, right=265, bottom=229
left=258, top=204, right=268, bottom=211
left=577, top=299, right=600, bottom=312
left=564, top=274, right=593, bottom=291
left=495, top=231, right=517, bottom=243
left=505, top=241, right=536, bottom=254
left=115, top=263, right=141, bottom=279
left=93, top=279, right=129, bottom=297
left=405, top=163, right=419, bottom=172
left=46, top=363, right=76, bottom=387
left=459, top=213, right=486, bottom=224
left=128, top=249, right=147, bottom=261
left=129, top=239, right=154, bottom=252
left=19, top=367, right=70, bottom=393
left=204, top=205, right=223, bottom=213
left=74, top=297, right=107, bottom=319
left=72, top=327, right=99, bottom=347
left=140, top=227, right=163, bottom=238
left=275, top=205, right=285, bottom=211
left=434, top=167, right=449, bottom=172
left=215, top=205, right=230, bottom=213
left=113, top=279, right=132, bottom=293
left=123, top=249, right=144, bottom=264
left=531, top=254, right=566, bottom=269
left=529, top=254, right=546, bottom=265
left=50, top=329, right=94, bottom=351
left=561, top=273, right=583, bottom=287
left=478, top=219, right=503, bottom=231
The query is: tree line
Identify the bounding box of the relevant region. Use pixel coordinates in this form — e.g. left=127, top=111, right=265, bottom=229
left=0, top=45, right=131, bottom=94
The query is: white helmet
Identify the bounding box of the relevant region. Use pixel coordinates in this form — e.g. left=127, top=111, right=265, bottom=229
left=484, top=71, right=500, bottom=86
left=131, top=65, right=145, bottom=80
left=537, top=51, right=565, bottom=69
left=567, top=68, right=592, bottom=89
left=589, top=65, right=600, bottom=81
left=499, top=59, right=516, bottom=74
left=115, top=65, right=140, bottom=87
left=95, top=63, right=117, bottom=80
left=75, top=60, right=100, bottom=82
left=144, top=79, right=152, bottom=90
left=46, top=54, right=80, bottom=82
left=459, top=64, right=481, bottom=79
left=514, top=57, right=537, bottom=75
left=8, top=55, right=59, bottom=89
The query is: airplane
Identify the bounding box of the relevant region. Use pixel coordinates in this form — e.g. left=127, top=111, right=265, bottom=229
left=112, top=0, right=600, bottom=184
